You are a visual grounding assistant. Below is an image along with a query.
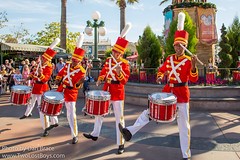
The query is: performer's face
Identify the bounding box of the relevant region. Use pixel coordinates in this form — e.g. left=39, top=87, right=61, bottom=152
left=174, top=43, right=185, bottom=57
left=71, top=58, right=80, bottom=67
left=112, top=51, right=122, bottom=60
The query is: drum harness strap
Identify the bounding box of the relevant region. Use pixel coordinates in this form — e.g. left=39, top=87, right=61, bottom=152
left=168, top=56, right=188, bottom=87
left=106, top=58, right=121, bottom=83
left=62, top=63, right=80, bottom=88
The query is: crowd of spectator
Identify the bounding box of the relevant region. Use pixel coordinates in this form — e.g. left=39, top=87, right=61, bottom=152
left=0, top=57, right=93, bottom=95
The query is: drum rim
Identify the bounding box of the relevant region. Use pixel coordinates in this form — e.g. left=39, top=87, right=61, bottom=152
left=11, top=85, right=32, bottom=93
left=148, top=92, right=177, bottom=105
left=86, top=90, right=111, bottom=100
left=43, top=90, right=64, bottom=104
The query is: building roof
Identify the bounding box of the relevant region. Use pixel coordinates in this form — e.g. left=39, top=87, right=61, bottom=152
left=0, top=42, right=66, bottom=53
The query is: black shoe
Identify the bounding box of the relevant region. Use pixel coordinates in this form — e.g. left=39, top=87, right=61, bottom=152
left=45, top=123, right=59, bottom=131
left=182, top=158, right=191, bottom=160
left=19, top=113, right=32, bottom=119
left=42, top=130, right=49, bottom=137
left=118, top=123, right=132, bottom=141
left=117, top=145, right=124, bottom=154
left=72, top=137, right=78, bottom=144
left=83, top=133, right=98, bottom=141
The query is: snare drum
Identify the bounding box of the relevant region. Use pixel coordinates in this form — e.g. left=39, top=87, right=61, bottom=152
left=40, top=90, right=64, bottom=116
left=85, top=90, right=111, bottom=116
left=10, top=85, right=31, bottom=105
left=148, top=92, right=177, bottom=123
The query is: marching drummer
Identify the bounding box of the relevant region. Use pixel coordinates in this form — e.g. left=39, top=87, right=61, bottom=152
left=54, top=34, right=86, bottom=144
left=118, top=12, right=198, bottom=160
left=20, top=39, right=59, bottom=138
left=82, top=24, right=131, bottom=154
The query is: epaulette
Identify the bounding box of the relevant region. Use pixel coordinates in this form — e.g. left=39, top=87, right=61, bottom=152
left=79, top=65, right=86, bottom=73
left=120, top=58, right=129, bottom=64
left=184, top=54, right=191, bottom=61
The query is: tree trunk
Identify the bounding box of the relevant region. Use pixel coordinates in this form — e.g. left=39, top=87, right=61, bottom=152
left=60, top=0, right=67, bottom=50
left=119, top=0, right=126, bottom=36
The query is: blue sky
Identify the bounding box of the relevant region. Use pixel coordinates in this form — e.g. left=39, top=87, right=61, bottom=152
left=0, top=0, right=239, bottom=45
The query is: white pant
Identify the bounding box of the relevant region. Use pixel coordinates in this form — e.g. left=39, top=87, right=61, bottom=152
left=91, top=100, right=125, bottom=146
left=126, top=103, right=191, bottom=158
left=25, top=93, right=58, bottom=130
left=65, top=101, right=78, bottom=138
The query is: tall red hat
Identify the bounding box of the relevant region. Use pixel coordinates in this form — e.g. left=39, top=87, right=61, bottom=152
left=72, top=47, right=85, bottom=61
left=112, top=37, right=129, bottom=54
left=174, top=30, right=189, bottom=46
left=42, top=48, right=57, bottom=61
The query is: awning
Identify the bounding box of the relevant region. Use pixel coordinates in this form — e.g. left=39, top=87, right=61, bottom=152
left=126, top=51, right=138, bottom=60
left=0, top=42, right=66, bottom=53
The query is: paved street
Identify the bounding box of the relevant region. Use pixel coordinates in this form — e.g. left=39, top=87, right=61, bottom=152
left=0, top=93, right=240, bottom=160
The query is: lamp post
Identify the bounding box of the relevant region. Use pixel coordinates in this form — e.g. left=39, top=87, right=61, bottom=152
left=85, top=11, right=106, bottom=68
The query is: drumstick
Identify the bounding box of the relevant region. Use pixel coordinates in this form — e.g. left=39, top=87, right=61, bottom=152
left=179, top=43, right=204, bottom=66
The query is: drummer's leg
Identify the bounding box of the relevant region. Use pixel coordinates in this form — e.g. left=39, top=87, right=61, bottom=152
left=91, top=115, right=104, bottom=137
left=24, top=94, right=37, bottom=116
left=50, top=116, right=58, bottom=125
left=65, top=101, right=78, bottom=138
left=126, top=109, right=150, bottom=136
left=177, top=103, right=191, bottom=159
left=112, top=100, right=125, bottom=145
left=38, top=95, right=50, bottom=130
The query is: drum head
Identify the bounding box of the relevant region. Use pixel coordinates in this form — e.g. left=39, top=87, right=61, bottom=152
left=148, top=92, right=177, bottom=105
left=11, top=85, right=31, bottom=93
left=43, top=90, right=64, bottom=104
left=86, top=90, right=111, bottom=101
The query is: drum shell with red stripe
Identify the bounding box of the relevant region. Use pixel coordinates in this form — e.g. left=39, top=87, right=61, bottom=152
left=10, top=85, right=31, bottom=105
left=148, top=92, right=177, bottom=123
left=40, top=90, right=64, bottom=116
left=85, top=90, right=111, bottom=116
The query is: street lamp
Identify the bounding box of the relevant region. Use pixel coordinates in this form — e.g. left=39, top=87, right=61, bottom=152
left=85, top=11, right=106, bottom=68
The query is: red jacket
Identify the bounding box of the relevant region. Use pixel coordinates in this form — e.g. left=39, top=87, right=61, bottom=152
left=56, top=62, right=85, bottom=102
left=30, top=62, right=52, bottom=94
left=98, top=57, right=130, bottom=101
left=157, top=54, right=198, bottom=103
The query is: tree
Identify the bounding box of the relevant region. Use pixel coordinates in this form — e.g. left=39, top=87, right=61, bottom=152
left=227, top=16, right=240, bottom=68
left=165, top=10, right=198, bottom=58
left=111, top=0, right=139, bottom=34
left=218, top=24, right=233, bottom=79
left=1, top=23, right=29, bottom=43
left=26, top=22, right=80, bottom=53
left=0, top=11, right=8, bottom=29
left=136, top=26, right=162, bottom=69
left=60, top=0, right=83, bottom=50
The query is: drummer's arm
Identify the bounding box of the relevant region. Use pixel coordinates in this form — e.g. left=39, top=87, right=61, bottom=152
left=38, top=67, right=52, bottom=83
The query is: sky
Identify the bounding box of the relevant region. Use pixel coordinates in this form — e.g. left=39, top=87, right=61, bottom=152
left=0, top=0, right=239, bottom=45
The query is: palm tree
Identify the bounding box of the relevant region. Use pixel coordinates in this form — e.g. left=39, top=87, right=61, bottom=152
left=111, top=0, right=139, bottom=35
left=60, top=0, right=83, bottom=50
left=159, top=0, right=175, bottom=6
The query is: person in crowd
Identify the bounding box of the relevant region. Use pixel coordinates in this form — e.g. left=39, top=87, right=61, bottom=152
left=13, top=68, right=22, bottom=85
left=55, top=58, right=65, bottom=73
left=22, top=65, right=31, bottom=86
left=118, top=13, right=198, bottom=160
left=83, top=36, right=130, bottom=154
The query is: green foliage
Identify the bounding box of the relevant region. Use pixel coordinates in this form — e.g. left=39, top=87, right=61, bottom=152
left=165, top=10, right=198, bottom=58
left=26, top=22, right=80, bottom=53
left=163, top=2, right=217, bottom=14
left=226, top=16, right=240, bottom=68
left=136, top=26, right=162, bottom=69
left=0, top=11, right=8, bottom=29
left=103, top=48, right=132, bottom=62
left=218, top=23, right=233, bottom=78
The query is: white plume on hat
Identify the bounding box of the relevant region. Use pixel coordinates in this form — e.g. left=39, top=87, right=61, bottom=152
left=120, top=22, right=132, bottom=38
left=49, top=38, right=60, bottom=49
left=76, top=33, right=85, bottom=48
left=177, top=12, right=185, bottom=31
